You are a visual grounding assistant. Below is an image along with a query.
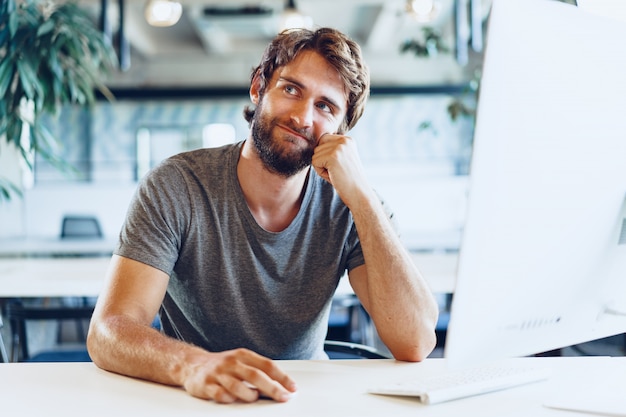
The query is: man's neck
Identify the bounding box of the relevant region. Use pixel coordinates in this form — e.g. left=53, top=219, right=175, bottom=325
left=237, top=140, right=310, bottom=232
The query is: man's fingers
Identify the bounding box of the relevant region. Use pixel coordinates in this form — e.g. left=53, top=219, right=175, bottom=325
left=317, top=132, right=332, bottom=145
left=236, top=359, right=297, bottom=402
left=217, top=374, right=260, bottom=403
left=239, top=349, right=297, bottom=391
left=184, top=349, right=296, bottom=403
left=203, top=383, right=237, bottom=404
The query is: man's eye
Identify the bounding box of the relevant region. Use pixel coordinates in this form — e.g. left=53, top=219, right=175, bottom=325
left=317, top=102, right=332, bottom=113
left=285, top=85, right=298, bottom=95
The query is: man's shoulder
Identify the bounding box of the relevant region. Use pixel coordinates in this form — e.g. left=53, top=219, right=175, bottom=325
left=160, top=141, right=242, bottom=174
left=144, top=141, right=242, bottom=190
left=173, top=141, right=243, bottom=163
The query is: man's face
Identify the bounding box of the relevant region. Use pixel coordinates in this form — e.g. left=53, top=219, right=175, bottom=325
left=250, top=97, right=315, bottom=177
left=250, top=50, right=347, bottom=178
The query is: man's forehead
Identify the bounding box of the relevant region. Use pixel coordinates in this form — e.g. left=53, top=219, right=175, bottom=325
left=275, top=51, right=348, bottom=105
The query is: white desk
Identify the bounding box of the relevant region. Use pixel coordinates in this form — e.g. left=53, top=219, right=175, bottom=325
left=1, top=357, right=624, bottom=416
left=0, top=253, right=457, bottom=299
left=0, top=237, right=117, bottom=258
left=0, top=257, right=110, bottom=298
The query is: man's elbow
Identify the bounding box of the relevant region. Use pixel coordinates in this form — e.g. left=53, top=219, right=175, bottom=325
left=86, top=315, right=123, bottom=370
left=86, top=320, right=107, bottom=368
left=390, top=332, right=438, bottom=362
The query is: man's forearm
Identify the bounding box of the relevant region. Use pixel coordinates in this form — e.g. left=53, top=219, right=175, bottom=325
left=87, top=314, right=297, bottom=403
left=87, top=314, right=199, bottom=387
left=349, top=191, right=439, bottom=361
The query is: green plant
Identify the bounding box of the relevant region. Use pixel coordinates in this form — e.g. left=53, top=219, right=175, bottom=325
left=446, top=67, right=480, bottom=122
left=0, top=0, right=117, bottom=201
left=400, top=27, right=450, bottom=58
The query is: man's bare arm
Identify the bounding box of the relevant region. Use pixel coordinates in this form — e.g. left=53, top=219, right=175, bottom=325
left=312, top=134, right=439, bottom=361
left=87, top=255, right=296, bottom=403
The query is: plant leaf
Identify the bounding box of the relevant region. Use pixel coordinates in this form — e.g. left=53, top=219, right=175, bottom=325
left=16, top=57, right=40, bottom=101
left=1, top=0, right=117, bottom=198
left=36, top=17, right=55, bottom=37
left=0, top=57, right=16, bottom=98
left=0, top=177, right=23, bottom=203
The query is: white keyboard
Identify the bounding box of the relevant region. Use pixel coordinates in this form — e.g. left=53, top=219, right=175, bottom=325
left=368, top=364, right=552, bottom=405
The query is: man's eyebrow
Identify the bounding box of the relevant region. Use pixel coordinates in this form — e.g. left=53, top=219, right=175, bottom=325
left=278, top=76, right=343, bottom=111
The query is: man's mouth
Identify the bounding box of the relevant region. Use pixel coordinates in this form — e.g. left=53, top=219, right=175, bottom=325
left=278, top=124, right=314, bottom=145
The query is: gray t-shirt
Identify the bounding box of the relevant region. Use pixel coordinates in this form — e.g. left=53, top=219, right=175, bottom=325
left=115, top=141, right=366, bottom=359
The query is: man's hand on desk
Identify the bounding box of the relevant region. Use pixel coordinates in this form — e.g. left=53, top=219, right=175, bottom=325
left=182, top=348, right=297, bottom=404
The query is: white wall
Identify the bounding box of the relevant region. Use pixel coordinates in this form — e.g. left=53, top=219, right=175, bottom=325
left=0, top=139, right=25, bottom=238
left=1, top=138, right=138, bottom=240
left=20, top=176, right=468, bottom=247
left=20, top=94, right=472, bottom=247
left=367, top=168, right=468, bottom=250
left=21, top=184, right=137, bottom=239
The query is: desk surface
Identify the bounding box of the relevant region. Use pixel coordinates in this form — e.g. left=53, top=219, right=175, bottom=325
left=0, top=237, right=117, bottom=258
left=1, top=357, right=624, bottom=416
left=0, top=257, right=110, bottom=297
left=0, top=252, right=457, bottom=298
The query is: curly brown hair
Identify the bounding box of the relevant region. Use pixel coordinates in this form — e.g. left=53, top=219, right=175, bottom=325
left=243, top=27, right=370, bottom=134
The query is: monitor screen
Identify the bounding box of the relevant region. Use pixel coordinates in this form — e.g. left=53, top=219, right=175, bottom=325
left=443, top=0, right=626, bottom=368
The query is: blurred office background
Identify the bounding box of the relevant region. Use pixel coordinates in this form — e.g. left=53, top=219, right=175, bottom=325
left=6, top=0, right=622, bottom=360
left=1, top=0, right=485, bottom=248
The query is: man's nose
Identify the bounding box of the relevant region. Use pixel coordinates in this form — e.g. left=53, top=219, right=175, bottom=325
left=290, top=100, right=314, bottom=128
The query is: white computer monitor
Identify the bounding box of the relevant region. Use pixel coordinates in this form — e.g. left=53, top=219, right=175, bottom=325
left=444, top=0, right=626, bottom=368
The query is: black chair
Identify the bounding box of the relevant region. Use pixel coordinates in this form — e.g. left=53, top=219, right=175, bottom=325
left=0, top=314, right=9, bottom=363
left=5, top=300, right=94, bottom=362
left=325, top=291, right=389, bottom=359
left=59, top=214, right=102, bottom=340
left=327, top=293, right=375, bottom=346
left=324, top=340, right=391, bottom=359
left=60, top=215, right=103, bottom=239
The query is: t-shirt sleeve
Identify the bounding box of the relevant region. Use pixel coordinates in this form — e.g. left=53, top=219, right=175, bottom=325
left=114, top=159, right=190, bottom=275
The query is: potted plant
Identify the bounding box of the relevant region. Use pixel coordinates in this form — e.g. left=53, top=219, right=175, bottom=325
left=0, top=0, right=117, bottom=201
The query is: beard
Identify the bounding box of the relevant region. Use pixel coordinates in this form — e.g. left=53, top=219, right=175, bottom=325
left=251, top=103, right=316, bottom=178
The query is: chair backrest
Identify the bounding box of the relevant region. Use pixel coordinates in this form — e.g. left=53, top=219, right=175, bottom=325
left=0, top=315, right=8, bottom=363
left=60, top=215, right=103, bottom=239
left=324, top=340, right=391, bottom=359
left=5, top=301, right=94, bottom=362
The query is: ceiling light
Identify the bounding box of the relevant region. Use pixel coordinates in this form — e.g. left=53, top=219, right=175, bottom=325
left=279, top=0, right=313, bottom=31
left=405, top=0, right=441, bottom=23
left=145, top=0, right=183, bottom=27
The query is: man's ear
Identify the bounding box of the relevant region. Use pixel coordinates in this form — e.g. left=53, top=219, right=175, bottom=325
left=250, top=72, right=262, bottom=105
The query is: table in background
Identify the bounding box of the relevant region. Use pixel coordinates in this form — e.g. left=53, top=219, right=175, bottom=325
left=0, top=251, right=457, bottom=299
left=0, top=257, right=110, bottom=298
left=0, top=237, right=117, bottom=258
left=0, top=248, right=457, bottom=358
left=1, top=356, right=624, bottom=416
left=410, top=251, right=457, bottom=294
left=0, top=237, right=115, bottom=298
